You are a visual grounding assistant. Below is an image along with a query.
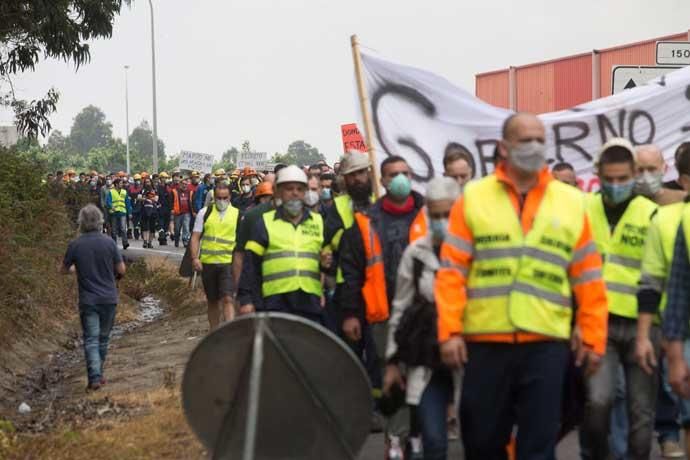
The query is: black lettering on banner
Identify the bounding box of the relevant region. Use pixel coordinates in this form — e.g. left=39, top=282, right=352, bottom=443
left=553, top=121, right=592, bottom=162
left=475, top=139, right=499, bottom=176
left=596, top=110, right=626, bottom=144
left=475, top=234, right=510, bottom=244
left=628, top=110, right=655, bottom=145
left=371, top=82, right=436, bottom=182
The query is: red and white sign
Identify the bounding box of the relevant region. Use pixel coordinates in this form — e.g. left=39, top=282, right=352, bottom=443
left=341, top=123, right=368, bottom=153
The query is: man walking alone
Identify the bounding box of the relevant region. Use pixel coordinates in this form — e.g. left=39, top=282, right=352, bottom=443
left=61, top=204, right=126, bottom=390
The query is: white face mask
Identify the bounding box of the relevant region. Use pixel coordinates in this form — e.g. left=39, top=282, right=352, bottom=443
left=215, top=199, right=230, bottom=212
left=634, top=171, right=663, bottom=197
left=304, top=190, right=320, bottom=207
left=509, top=140, right=546, bottom=173
left=242, top=185, right=251, bottom=194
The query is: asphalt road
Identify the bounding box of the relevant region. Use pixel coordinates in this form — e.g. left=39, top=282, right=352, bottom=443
left=358, top=431, right=673, bottom=459
left=118, top=239, right=186, bottom=263
left=119, top=238, right=676, bottom=460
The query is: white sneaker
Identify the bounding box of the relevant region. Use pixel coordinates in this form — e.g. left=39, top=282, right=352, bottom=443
left=386, top=435, right=404, bottom=460
left=408, top=435, right=423, bottom=459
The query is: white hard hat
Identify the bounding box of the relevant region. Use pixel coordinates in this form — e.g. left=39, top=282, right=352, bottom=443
left=339, top=151, right=371, bottom=175
left=276, top=165, right=308, bottom=186
left=596, top=137, right=635, bottom=164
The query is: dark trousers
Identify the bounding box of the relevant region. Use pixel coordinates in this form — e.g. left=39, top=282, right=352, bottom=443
left=417, top=369, right=453, bottom=460
left=461, top=341, right=569, bottom=460
left=655, top=357, right=681, bottom=444
left=79, top=304, right=117, bottom=385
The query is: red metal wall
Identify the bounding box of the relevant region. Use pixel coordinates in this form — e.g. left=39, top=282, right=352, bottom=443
left=554, top=54, right=592, bottom=109
left=475, top=70, right=510, bottom=109
left=475, top=31, right=688, bottom=112
left=516, top=63, right=555, bottom=113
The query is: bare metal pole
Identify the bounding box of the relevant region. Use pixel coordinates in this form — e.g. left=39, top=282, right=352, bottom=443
left=124, top=65, right=131, bottom=175
left=148, top=0, right=159, bottom=174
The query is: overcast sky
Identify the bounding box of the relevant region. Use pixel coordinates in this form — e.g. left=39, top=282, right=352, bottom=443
left=5, top=0, right=689, bottom=163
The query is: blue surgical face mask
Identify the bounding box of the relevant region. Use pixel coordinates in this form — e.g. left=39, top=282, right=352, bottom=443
left=429, top=218, right=448, bottom=241
left=320, top=187, right=332, bottom=201
left=388, top=173, right=411, bottom=199
left=601, top=180, right=634, bottom=205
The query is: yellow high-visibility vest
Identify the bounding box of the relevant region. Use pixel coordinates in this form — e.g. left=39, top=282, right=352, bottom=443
left=587, top=193, right=657, bottom=319
left=640, top=202, right=683, bottom=316
left=200, top=205, right=239, bottom=264
left=109, top=189, right=127, bottom=214
left=246, top=209, right=324, bottom=298
left=461, top=175, right=585, bottom=339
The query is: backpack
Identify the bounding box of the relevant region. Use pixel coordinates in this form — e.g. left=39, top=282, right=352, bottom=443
left=393, top=256, right=441, bottom=368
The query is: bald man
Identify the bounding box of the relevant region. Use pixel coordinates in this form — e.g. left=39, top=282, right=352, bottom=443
left=437, top=113, right=607, bottom=459
left=635, top=145, right=686, bottom=206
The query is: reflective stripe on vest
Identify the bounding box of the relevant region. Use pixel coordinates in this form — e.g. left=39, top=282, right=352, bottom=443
left=642, top=202, right=683, bottom=315
left=261, top=210, right=324, bottom=298
left=110, top=189, right=127, bottom=214
left=200, top=205, right=239, bottom=264
left=354, top=212, right=389, bottom=324
left=463, top=176, right=585, bottom=339
left=587, top=194, right=657, bottom=319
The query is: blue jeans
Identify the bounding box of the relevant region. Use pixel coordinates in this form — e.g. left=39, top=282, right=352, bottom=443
left=417, top=369, right=453, bottom=460
left=110, top=213, right=128, bottom=245
left=174, top=213, right=191, bottom=245
left=79, top=304, right=117, bottom=384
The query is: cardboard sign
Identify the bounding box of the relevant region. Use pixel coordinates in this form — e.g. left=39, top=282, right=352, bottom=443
left=179, top=150, right=214, bottom=174
left=341, top=123, right=367, bottom=153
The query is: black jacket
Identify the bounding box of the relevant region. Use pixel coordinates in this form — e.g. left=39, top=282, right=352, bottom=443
left=337, top=191, right=424, bottom=320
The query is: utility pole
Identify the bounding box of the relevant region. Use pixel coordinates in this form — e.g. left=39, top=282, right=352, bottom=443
left=148, top=0, right=159, bottom=173
left=124, top=65, right=131, bottom=175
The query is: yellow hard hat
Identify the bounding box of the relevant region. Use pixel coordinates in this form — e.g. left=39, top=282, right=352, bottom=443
left=214, top=168, right=226, bottom=176
left=66, top=168, right=76, bottom=175
left=133, top=173, right=142, bottom=180
left=191, top=171, right=200, bottom=177
left=159, top=172, right=170, bottom=179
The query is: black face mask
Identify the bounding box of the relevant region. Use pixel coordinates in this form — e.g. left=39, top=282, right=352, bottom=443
left=349, top=182, right=372, bottom=202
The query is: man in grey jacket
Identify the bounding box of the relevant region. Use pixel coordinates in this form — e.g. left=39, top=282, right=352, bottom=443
left=384, top=177, right=462, bottom=460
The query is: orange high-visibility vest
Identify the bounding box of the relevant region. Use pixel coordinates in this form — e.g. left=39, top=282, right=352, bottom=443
left=354, top=212, right=389, bottom=323
left=409, top=206, right=428, bottom=243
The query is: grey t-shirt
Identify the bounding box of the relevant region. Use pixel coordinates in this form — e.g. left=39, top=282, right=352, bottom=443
left=63, top=231, right=123, bottom=306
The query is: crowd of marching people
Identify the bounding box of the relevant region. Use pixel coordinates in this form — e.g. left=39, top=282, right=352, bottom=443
left=58, top=112, right=690, bottom=460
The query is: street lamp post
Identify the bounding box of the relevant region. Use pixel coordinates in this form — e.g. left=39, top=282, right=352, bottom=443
left=124, top=65, right=130, bottom=175
left=148, top=0, right=159, bottom=173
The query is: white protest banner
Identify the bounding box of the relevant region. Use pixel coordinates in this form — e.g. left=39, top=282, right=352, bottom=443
left=179, top=150, right=214, bottom=174
left=358, top=52, right=690, bottom=191
left=237, top=151, right=274, bottom=171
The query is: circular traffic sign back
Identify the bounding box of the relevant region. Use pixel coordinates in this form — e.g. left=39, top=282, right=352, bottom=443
left=182, top=313, right=372, bottom=460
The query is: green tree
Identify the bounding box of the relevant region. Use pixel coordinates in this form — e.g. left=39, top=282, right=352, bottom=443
left=0, top=1, right=131, bottom=138
left=47, top=129, right=69, bottom=151
left=69, top=105, right=113, bottom=155
left=272, top=140, right=324, bottom=166
left=129, top=120, right=165, bottom=160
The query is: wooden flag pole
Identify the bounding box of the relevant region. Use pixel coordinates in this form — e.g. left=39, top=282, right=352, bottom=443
left=350, top=34, right=381, bottom=198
